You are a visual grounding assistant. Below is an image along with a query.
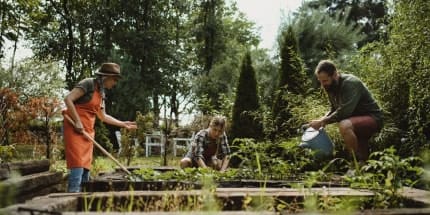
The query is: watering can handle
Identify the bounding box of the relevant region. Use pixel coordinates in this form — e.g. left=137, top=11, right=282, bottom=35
left=301, top=124, right=310, bottom=132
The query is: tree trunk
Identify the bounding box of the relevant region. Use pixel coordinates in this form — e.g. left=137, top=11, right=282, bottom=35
left=152, top=94, right=160, bottom=128
left=170, top=92, right=179, bottom=127
left=45, top=113, right=51, bottom=159
left=62, top=0, right=75, bottom=90
left=102, top=0, right=113, bottom=62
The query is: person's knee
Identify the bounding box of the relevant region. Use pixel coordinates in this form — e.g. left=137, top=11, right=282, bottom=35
left=180, top=158, right=192, bottom=169
left=338, top=119, right=353, bottom=135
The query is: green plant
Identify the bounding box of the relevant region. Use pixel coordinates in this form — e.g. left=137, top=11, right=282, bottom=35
left=0, top=172, right=19, bottom=208
left=131, top=168, right=160, bottom=181
left=91, top=157, right=116, bottom=177
left=0, top=145, right=17, bottom=163
left=118, top=129, right=138, bottom=166
left=231, top=138, right=317, bottom=180
left=344, top=147, right=423, bottom=208
left=421, top=150, right=430, bottom=190
left=135, top=111, right=154, bottom=137
left=318, top=196, right=364, bottom=213
left=94, top=118, right=113, bottom=156
left=200, top=174, right=221, bottom=211
left=50, top=159, right=67, bottom=176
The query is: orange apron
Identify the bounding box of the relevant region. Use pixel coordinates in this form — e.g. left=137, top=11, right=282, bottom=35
left=63, top=88, right=102, bottom=169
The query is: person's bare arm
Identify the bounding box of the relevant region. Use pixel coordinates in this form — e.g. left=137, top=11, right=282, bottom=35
left=96, top=109, right=137, bottom=130
left=219, top=156, right=230, bottom=172
left=309, top=118, right=328, bottom=129
left=196, top=157, right=207, bottom=168
left=64, top=88, right=85, bottom=133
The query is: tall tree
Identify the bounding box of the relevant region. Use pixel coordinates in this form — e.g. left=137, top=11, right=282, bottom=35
left=278, top=27, right=307, bottom=95
left=0, top=88, right=19, bottom=145
left=26, top=0, right=103, bottom=90
left=0, top=0, right=21, bottom=60
left=306, top=0, right=388, bottom=47
left=27, top=97, right=61, bottom=159
left=380, top=0, right=430, bottom=155
left=272, top=26, right=308, bottom=139
left=0, top=59, right=64, bottom=157
left=288, top=3, right=364, bottom=77
left=191, top=0, right=228, bottom=114
left=251, top=49, right=278, bottom=108
left=0, top=1, right=38, bottom=71
left=3, top=59, right=65, bottom=99
left=113, top=0, right=175, bottom=125
left=231, top=52, right=263, bottom=140
left=193, top=0, right=226, bottom=74
left=164, top=0, right=194, bottom=126
left=191, top=1, right=260, bottom=113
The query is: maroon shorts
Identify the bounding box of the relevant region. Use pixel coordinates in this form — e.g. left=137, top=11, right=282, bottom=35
left=349, top=116, right=378, bottom=141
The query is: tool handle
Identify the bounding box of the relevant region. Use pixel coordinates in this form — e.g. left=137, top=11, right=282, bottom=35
left=64, top=114, right=132, bottom=175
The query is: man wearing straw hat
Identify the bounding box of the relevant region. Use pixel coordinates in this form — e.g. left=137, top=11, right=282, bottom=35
left=63, top=62, right=137, bottom=192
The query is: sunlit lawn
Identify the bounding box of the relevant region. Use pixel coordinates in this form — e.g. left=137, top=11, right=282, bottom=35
left=12, top=144, right=182, bottom=177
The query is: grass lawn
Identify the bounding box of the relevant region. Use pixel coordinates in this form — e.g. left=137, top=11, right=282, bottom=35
left=53, top=155, right=182, bottom=177
left=10, top=144, right=182, bottom=177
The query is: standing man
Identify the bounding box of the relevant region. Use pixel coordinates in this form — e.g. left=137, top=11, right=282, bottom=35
left=63, top=62, right=137, bottom=192
left=309, top=60, right=383, bottom=162
left=180, top=115, right=230, bottom=172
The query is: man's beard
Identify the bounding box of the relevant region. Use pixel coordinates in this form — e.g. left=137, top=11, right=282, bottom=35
left=323, top=79, right=339, bottom=92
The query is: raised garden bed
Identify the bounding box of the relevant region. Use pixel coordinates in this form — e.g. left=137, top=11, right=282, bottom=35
left=0, top=159, right=65, bottom=206
left=2, top=166, right=429, bottom=214
left=2, top=187, right=430, bottom=214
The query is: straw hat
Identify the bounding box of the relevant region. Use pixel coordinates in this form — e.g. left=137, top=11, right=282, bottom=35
left=95, top=63, right=122, bottom=77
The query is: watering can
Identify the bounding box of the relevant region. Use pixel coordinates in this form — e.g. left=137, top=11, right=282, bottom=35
left=299, top=125, right=334, bottom=158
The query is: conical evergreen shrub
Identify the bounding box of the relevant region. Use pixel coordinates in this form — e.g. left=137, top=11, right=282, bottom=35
left=272, top=26, right=308, bottom=139
left=230, top=52, right=263, bottom=141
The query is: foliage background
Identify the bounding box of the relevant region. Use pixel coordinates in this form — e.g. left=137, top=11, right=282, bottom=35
left=0, top=0, right=429, bottom=180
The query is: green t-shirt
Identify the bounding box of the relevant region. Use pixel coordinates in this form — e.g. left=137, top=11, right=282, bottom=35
left=325, top=74, right=383, bottom=129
